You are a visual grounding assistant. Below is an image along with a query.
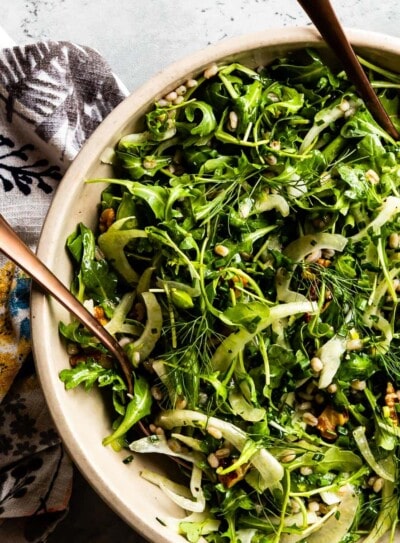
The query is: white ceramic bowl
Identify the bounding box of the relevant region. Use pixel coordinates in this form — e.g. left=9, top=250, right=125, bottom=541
left=31, top=26, right=400, bottom=542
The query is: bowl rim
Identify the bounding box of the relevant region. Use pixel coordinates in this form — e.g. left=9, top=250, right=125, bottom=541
left=31, top=25, right=400, bottom=542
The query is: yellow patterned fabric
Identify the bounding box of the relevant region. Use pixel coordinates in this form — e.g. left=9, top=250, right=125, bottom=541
left=0, top=263, right=31, bottom=402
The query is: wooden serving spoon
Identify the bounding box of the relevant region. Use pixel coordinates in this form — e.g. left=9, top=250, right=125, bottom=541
left=0, top=213, right=133, bottom=394
left=297, top=0, right=399, bottom=140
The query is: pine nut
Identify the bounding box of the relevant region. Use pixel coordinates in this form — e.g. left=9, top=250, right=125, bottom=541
left=175, top=85, right=187, bottom=96
left=339, top=99, right=350, bottom=112
left=281, top=453, right=297, bottom=463
left=300, top=466, right=313, bottom=476
left=346, top=338, right=363, bottom=351
left=207, top=453, right=220, bottom=469
left=157, top=98, right=169, bottom=107
left=305, top=249, right=322, bottom=263
left=228, top=110, right=238, bottom=131
left=173, top=96, right=184, bottom=105
left=373, top=477, right=384, bottom=493
left=308, top=501, right=320, bottom=512
left=215, top=447, right=231, bottom=459
left=67, top=342, right=79, bottom=355
left=186, top=78, right=198, bottom=88
left=214, top=244, right=229, bottom=257
left=266, top=154, right=277, bottom=165
left=351, top=379, right=366, bottom=391
left=389, top=233, right=400, bottom=249
left=311, top=357, right=324, bottom=373
left=204, top=63, right=218, bottom=79
left=322, top=248, right=335, bottom=259
left=298, top=401, right=312, bottom=411
left=175, top=396, right=188, bottom=410
left=151, top=386, right=164, bottom=401
left=167, top=438, right=182, bottom=453
left=303, top=412, right=319, bottom=426
left=165, top=90, right=178, bottom=102
left=207, top=426, right=223, bottom=440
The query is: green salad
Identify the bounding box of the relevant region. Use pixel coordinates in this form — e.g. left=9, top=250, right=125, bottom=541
left=59, top=48, right=400, bottom=543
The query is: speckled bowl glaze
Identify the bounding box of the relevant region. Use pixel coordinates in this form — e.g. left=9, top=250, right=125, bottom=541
left=31, top=27, right=400, bottom=543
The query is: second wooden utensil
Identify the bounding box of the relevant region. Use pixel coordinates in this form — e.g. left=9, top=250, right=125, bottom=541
left=297, top=0, right=399, bottom=140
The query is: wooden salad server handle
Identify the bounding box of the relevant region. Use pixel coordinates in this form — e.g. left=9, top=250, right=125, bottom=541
left=0, top=213, right=133, bottom=393
left=297, top=0, right=399, bottom=140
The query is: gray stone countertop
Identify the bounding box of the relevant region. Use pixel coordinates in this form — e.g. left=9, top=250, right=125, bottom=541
left=2, top=0, right=400, bottom=92
left=1, top=1, right=400, bottom=541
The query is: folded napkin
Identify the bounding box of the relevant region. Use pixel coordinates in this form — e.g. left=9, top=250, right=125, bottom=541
left=0, top=40, right=126, bottom=542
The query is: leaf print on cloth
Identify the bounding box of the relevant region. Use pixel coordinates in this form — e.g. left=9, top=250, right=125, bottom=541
left=0, top=134, right=61, bottom=195
left=0, top=38, right=127, bottom=541
left=0, top=373, right=66, bottom=465
left=0, top=447, right=72, bottom=518
left=0, top=41, right=125, bottom=161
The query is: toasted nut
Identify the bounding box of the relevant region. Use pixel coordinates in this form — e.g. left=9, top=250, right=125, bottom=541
left=207, top=426, right=223, bottom=440
left=308, top=501, right=320, bottom=512
left=207, top=453, right=220, bottom=469
left=99, top=207, right=115, bottom=232
left=214, top=244, right=229, bottom=257
left=389, top=233, right=400, bottom=249
left=215, top=447, right=231, bottom=459
left=373, top=477, right=384, bottom=493
left=150, top=386, right=164, bottom=401
left=350, top=379, right=366, bottom=391
left=303, top=412, right=319, bottom=427
left=204, top=63, right=218, bottom=79
left=165, top=90, right=178, bottom=102
left=311, top=357, right=324, bottom=373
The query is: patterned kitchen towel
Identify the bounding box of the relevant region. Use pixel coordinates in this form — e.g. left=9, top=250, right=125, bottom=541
left=0, top=41, right=126, bottom=542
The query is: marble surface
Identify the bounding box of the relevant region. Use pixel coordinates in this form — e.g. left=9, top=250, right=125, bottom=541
left=1, top=0, right=400, bottom=541
left=1, top=0, right=400, bottom=92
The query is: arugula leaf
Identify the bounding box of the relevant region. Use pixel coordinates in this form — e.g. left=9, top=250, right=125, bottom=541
left=59, top=360, right=126, bottom=392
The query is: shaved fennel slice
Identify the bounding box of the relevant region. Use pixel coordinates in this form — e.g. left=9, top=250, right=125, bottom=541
left=275, top=268, right=309, bottom=303
left=306, top=484, right=358, bottom=543
left=353, top=426, right=395, bottom=482
left=351, top=196, right=400, bottom=242
left=141, top=469, right=205, bottom=513
left=212, top=301, right=317, bottom=372
left=156, top=409, right=284, bottom=490
left=253, top=193, right=290, bottom=217
left=160, top=511, right=220, bottom=539
left=236, top=529, right=258, bottom=543
left=105, top=291, right=136, bottom=336
left=280, top=508, right=338, bottom=543
left=190, top=464, right=205, bottom=509
left=125, top=291, right=162, bottom=364
left=363, top=270, right=398, bottom=353
left=317, top=335, right=347, bottom=389
left=283, top=233, right=347, bottom=263
left=361, top=457, right=397, bottom=543
left=98, top=218, right=148, bottom=284
left=299, top=97, right=360, bottom=154
left=228, top=388, right=266, bottom=422
left=281, top=484, right=358, bottom=543
left=129, top=434, right=198, bottom=464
